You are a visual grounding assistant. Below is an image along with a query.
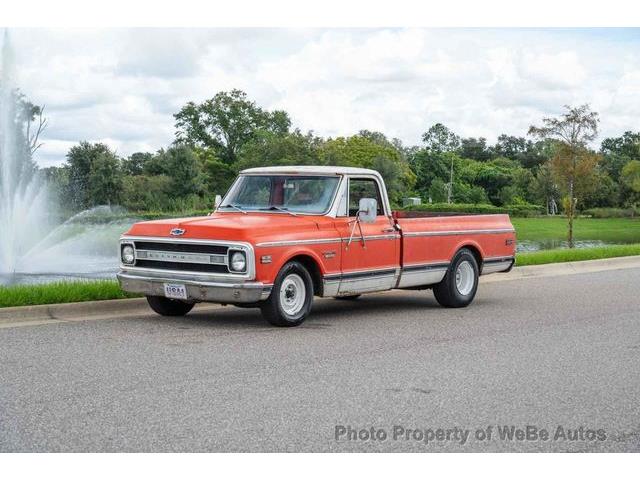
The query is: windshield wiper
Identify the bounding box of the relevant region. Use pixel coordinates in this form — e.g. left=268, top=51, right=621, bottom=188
left=260, top=206, right=298, bottom=216
left=219, top=204, right=247, bottom=214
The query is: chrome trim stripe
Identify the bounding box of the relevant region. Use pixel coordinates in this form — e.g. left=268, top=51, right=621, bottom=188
left=135, top=250, right=227, bottom=265
left=483, top=256, right=515, bottom=264
left=403, top=228, right=515, bottom=238
left=324, top=266, right=399, bottom=280
left=256, top=238, right=342, bottom=248
left=257, top=234, right=398, bottom=248
left=401, top=262, right=450, bottom=273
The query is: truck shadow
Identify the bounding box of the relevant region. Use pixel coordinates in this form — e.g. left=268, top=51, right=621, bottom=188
left=158, top=291, right=460, bottom=330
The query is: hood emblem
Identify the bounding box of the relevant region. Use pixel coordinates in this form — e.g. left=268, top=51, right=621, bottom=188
left=170, top=228, right=185, bottom=236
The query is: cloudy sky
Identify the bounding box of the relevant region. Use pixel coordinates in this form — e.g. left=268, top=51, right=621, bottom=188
left=3, top=28, right=639, bottom=166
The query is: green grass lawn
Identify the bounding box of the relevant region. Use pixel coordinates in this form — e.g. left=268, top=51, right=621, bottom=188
left=515, top=244, right=640, bottom=266
left=0, top=280, right=140, bottom=308
left=512, top=217, right=640, bottom=244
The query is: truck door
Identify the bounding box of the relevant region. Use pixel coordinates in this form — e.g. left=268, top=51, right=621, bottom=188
left=334, top=176, right=399, bottom=295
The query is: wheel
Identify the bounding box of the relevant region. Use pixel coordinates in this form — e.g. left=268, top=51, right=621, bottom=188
left=260, top=261, right=314, bottom=327
left=433, top=248, right=479, bottom=308
left=146, top=295, right=195, bottom=316
left=334, top=295, right=361, bottom=300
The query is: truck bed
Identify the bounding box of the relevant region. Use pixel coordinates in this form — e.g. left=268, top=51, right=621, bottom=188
left=392, top=212, right=516, bottom=288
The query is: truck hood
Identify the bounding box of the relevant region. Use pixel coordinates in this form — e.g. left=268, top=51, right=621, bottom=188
left=123, top=212, right=326, bottom=244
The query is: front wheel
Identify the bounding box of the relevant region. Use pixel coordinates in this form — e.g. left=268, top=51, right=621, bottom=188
left=433, top=248, right=479, bottom=308
left=260, top=261, right=314, bottom=327
left=146, top=296, right=195, bottom=316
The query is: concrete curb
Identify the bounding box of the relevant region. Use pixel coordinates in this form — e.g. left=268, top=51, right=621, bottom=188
left=0, top=297, right=222, bottom=328
left=481, top=255, right=640, bottom=283
left=1, top=255, right=639, bottom=328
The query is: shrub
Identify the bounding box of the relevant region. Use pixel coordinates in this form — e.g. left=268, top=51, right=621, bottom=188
left=403, top=202, right=543, bottom=217
left=583, top=207, right=639, bottom=218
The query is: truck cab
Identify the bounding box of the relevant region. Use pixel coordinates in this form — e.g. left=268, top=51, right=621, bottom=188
left=118, top=166, right=516, bottom=326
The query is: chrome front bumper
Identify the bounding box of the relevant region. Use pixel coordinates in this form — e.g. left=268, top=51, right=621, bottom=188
left=117, top=270, right=272, bottom=304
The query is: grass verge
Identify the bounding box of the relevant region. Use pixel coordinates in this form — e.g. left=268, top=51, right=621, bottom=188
left=0, top=280, right=141, bottom=309
left=515, top=244, right=640, bottom=267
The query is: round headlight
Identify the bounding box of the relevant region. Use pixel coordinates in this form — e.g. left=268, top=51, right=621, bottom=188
left=122, top=245, right=135, bottom=264
left=230, top=251, right=246, bottom=272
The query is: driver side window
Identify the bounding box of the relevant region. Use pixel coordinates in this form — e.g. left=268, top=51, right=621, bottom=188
left=348, top=178, right=383, bottom=217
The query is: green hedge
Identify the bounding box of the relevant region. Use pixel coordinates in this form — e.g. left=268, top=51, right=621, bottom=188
left=403, top=203, right=543, bottom=217
left=582, top=207, right=639, bottom=218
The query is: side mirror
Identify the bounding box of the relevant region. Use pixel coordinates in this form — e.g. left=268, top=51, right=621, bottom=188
left=358, top=198, right=377, bottom=223
left=214, top=194, right=222, bottom=209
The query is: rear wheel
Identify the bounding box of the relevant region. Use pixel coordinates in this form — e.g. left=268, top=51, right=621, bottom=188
left=433, top=248, right=479, bottom=308
left=261, top=261, right=314, bottom=327
left=146, top=296, right=195, bottom=316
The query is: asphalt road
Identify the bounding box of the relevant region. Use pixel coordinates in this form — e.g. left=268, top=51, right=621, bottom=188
left=1, top=268, right=639, bottom=452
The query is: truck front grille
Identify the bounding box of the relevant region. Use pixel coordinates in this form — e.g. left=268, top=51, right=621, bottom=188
left=132, top=240, right=231, bottom=274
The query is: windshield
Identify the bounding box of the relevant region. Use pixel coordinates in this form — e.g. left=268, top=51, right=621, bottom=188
left=220, top=175, right=340, bottom=214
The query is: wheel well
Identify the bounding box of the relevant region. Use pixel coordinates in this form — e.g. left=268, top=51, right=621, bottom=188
left=459, top=244, right=483, bottom=272
left=288, top=254, right=323, bottom=296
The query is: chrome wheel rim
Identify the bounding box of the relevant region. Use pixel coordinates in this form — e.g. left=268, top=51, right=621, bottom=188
left=280, top=273, right=306, bottom=316
left=455, top=260, right=475, bottom=296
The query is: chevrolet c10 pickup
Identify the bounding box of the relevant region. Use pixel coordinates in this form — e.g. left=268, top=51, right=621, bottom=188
left=118, top=166, right=516, bottom=326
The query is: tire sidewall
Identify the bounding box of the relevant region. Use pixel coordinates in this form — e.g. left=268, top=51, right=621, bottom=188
left=449, top=250, right=479, bottom=305
left=273, top=261, right=314, bottom=324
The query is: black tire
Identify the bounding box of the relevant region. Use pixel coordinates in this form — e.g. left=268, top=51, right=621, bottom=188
left=334, top=295, right=361, bottom=300
left=146, top=295, right=195, bottom=316
left=433, top=248, right=479, bottom=308
left=260, top=261, right=314, bottom=327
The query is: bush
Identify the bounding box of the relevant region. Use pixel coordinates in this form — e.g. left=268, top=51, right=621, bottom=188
left=403, top=202, right=543, bottom=217
left=582, top=207, right=639, bottom=218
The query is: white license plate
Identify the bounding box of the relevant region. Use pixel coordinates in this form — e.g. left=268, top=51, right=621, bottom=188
left=164, top=283, right=188, bottom=300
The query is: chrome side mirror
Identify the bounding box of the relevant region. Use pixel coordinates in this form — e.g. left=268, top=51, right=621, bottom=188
left=358, top=198, right=377, bottom=224
left=214, top=194, right=222, bottom=209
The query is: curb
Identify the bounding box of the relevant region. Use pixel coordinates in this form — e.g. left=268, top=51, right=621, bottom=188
left=481, top=254, right=640, bottom=283
left=1, top=255, right=639, bottom=328
left=0, top=297, right=223, bottom=328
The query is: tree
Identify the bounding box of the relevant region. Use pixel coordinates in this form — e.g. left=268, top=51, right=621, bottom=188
left=320, top=134, right=416, bottom=205
left=493, top=134, right=547, bottom=169
left=236, top=129, right=322, bottom=170
left=174, top=89, right=291, bottom=165
left=154, top=146, right=204, bottom=198
left=122, top=152, right=153, bottom=176
left=529, top=105, right=600, bottom=247
left=621, top=160, right=640, bottom=209
left=421, top=123, right=460, bottom=153
left=532, top=164, right=560, bottom=214
left=600, top=131, right=640, bottom=182
left=600, top=131, right=640, bottom=160
left=65, top=142, right=118, bottom=210
left=87, top=151, right=123, bottom=206
left=458, top=137, right=492, bottom=162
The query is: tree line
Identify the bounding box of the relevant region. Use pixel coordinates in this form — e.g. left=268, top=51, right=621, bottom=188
left=42, top=89, right=640, bottom=221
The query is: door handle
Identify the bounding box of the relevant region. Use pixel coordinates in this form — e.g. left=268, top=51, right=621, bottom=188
left=382, top=227, right=396, bottom=233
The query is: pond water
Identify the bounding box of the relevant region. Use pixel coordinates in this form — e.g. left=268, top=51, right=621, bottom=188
left=516, top=239, right=615, bottom=252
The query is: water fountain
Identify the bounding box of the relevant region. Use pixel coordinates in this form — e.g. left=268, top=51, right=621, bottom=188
left=0, top=31, right=136, bottom=285
left=0, top=31, right=52, bottom=281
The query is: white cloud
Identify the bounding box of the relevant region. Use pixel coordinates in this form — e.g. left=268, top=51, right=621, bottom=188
left=2, top=28, right=639, bottom=167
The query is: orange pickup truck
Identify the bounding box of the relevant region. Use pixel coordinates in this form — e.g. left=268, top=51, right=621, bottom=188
left=118, top=166, right=516, bottom=326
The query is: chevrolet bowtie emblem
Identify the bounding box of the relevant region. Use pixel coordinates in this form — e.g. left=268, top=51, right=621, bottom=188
left=170, top=228, right=185, bottom=236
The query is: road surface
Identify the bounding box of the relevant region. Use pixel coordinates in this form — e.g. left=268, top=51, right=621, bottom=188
left=1, top=268, right=639, bottom=452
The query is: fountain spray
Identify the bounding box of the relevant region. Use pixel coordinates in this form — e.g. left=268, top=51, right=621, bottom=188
left=0, top=30, right=51, bottom=277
